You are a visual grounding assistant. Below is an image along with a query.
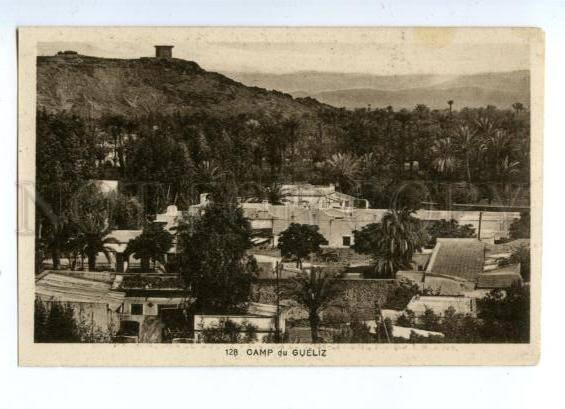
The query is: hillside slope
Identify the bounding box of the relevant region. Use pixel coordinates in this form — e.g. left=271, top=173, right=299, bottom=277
left=37, top=54, right=331, bottom=118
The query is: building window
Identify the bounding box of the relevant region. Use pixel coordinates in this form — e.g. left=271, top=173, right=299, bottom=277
left=130, top=303, right=143, bottom=315
left=342, top=236, right=351, bottom=247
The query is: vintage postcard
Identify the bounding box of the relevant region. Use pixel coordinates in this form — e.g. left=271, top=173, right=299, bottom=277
left=18, top=27, right=543, bottom=366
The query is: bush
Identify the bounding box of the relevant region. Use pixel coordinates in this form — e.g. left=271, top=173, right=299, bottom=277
left=425, top=219, right=476, bottom=247
left=35, top=299, right=81, bottom=343
left=34, top=299, right=117, bottom=343
left=200, top=319, right=259, bottom=343
left=509, top=211, right=530, bottom=239
left=331, top=320, right=375, bottom=343
left=384, top=278, right=420, bottom=310
left=396, top=309, right=416, bottom=328
left=477, top=284, right=530, bottom=343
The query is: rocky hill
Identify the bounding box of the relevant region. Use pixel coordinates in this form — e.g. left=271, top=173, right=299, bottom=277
left=36, top=54, right=332, bottom=119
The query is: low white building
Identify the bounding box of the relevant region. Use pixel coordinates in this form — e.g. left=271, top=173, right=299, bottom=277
left=194, top=302, right=286, bottom=343
left=406, top=295, right=477, bottom=317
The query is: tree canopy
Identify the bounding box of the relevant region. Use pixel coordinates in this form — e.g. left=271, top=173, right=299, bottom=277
left=425, top=218, right=476, bottom=247
left=177, top=194, right=256, bottom=313
left=353, top=209, right=427, bottom=277
left=277, top=223, right=328, bottom=268
left=125, top=223, right=174, bottom=271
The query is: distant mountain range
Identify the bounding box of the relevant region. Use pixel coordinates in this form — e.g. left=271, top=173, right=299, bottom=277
left=225, top=70, right=530, bottom=110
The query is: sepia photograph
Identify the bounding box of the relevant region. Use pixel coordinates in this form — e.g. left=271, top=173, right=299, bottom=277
left=17, top=27, right=543, bottom=365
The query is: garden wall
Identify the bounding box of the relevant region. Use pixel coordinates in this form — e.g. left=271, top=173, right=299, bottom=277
left=251, top=279, right=395, bottom=322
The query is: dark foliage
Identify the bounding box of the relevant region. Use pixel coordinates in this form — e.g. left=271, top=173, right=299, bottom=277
left=384, top=278, right=421, bottom=310
left=510, top=244, right=531, bottom=282
left=425, top=218, right=476, bottom=247
left=200, top=319, right=258, bottom=343
left=352, top=209, right=427, bottom=277
left=278, top=223, right=328, bottom=268
left=509, top=211, right=530, bottom=239
left=401, top=284, right=530, bottom=343
left=177, top=194, right=256, bottom=313
left=35, top=299, right=81, bottom=343
left=284, top=269, right=342, bottom=343
left=477, top=284, right=530, bottom=342
left=125, top=223, right=174, bottom=271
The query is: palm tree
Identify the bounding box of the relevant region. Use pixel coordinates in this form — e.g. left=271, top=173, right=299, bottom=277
left=325, top=152, right=360, bottom=194
left=125, top=223, right=174, bottom=272
left=474, top=113, right=499, bottom=140
left=195, top=160, right=222, bottom=195
left=481, top=129, right=515, bottom=181
left=512, top=102, right=524, bottom=115
left=285, top=269, right=342, bottom=343
left=41, top=218, right=70, bottom=270
left=247, top=182, right=286, bottom=205
left=372, top=209, right=425, bottom=277
left=67, top=182, right=119, bottom=271
left=455, top=124, right=478, bottom=184
left=359, top=152, right=377, bottom=177
left=68, top=227, right=119, bottom=271
left=447, top=100, right=454, bottom=114
left=414, top=104, right=430, bottom=119
left=497, top=156, right=520, bottom=202
left=431, top=137, right=457, bottom=177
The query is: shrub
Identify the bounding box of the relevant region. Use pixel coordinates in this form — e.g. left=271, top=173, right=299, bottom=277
left=396, top=309, right=416, bottom=328
left=425, top=219, right=476, bottom=247
left=509, top=211, right=530, bottom=239
left=200, top=319, right=259, bottom=343
left=384, top=278, right=420, bottom=310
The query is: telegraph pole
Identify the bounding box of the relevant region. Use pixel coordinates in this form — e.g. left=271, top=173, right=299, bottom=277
left=274, top=261, right=282, bottom=343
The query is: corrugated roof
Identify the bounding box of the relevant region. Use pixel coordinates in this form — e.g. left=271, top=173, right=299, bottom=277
left=36, top=271, right=125, bottom=305
left=427, top=238, right=485, bottom=282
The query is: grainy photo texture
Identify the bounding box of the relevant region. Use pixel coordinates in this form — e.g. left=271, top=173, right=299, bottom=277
left=18, top=27, right=543, bottom=366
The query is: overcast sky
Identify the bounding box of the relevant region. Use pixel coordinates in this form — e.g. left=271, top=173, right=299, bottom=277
left=38, top=40, right=529, bottom=76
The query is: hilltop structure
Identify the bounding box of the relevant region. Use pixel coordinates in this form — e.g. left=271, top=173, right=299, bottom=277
left=154, top=45, right=174, bottom=58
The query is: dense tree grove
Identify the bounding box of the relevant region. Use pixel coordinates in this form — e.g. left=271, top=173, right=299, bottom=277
left=35, top=103, right=529, bottom=272
left=36, top=103, right=530, bottom=221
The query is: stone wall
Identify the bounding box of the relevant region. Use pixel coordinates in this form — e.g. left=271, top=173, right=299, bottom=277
left=251, top=279, right=395, bottom=321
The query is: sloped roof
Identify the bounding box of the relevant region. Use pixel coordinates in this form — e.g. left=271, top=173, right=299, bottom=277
left=477, top=264, right=522, bottom=288
left=427, top=238, right=485, bottom=282
left=36, top=271, right=125, bottom=305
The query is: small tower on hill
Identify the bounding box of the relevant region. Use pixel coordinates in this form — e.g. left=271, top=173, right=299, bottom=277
left=154, top=45, right=174, bottom=58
